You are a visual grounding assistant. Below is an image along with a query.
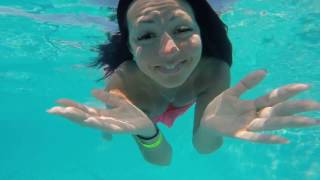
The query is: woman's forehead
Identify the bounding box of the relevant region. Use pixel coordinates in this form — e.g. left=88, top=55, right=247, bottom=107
left=127, top=0, right=194, bottom=25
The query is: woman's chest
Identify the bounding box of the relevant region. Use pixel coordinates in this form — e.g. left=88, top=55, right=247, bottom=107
left=121, top=58, right=224, bottom=119
left=127, top=72, right=207, bottom=119
left=137, top=87, right=197, bottom=119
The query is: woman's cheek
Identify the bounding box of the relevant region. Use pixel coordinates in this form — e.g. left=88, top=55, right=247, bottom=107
left=137, top=47, right=159, bottom=65
left=134, top=46, right=142, bottom=58
left=190, top=34, right=202, bottom=48
left=180, top=35, right=202, bottom=52
left=133, top=46, right=150, bottom=62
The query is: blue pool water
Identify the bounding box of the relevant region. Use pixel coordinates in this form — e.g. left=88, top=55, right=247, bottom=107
left=0, top=0, right=319, bottom=179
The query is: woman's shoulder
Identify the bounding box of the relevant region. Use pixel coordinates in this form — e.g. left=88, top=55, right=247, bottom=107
left=193, top=57, right=231, bottom=92
left=105, top=60, right=137, bottom=89
left=104, top=60, right=152, bottom=106
left=200, top=57, right=230, bottom=74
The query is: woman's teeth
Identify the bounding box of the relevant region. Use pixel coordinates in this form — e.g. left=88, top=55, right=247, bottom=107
left=163, top=64, right=177, bottom=69
left=155, top=60, right=187, bottom=74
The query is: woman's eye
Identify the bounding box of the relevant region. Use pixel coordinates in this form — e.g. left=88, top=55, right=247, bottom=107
left=137, top=33, right=156, bottom=41
left=175, top=27, right=193, bottom=34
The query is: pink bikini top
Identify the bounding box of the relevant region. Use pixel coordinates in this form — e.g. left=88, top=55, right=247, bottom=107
left=153, top=101, right=195, bottom=128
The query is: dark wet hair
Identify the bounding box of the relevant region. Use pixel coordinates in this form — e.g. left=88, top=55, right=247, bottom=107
left=89, top=0, right=232, bottom=80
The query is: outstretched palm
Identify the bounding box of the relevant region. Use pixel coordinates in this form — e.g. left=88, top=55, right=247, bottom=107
left=201, top=70, right=320, bottom=144
left=47, top=89, right=155, bottom=137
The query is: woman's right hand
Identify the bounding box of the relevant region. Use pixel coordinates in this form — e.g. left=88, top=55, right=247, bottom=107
left=47, top=89, right=157, bottom=138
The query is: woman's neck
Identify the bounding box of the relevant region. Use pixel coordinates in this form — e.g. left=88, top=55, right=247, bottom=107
left=140, top=71, right=182, bottom=102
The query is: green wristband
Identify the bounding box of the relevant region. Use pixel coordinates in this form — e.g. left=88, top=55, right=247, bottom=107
left=139, top=133, right=163, bottom=149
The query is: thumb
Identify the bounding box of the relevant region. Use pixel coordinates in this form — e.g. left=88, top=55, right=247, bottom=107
left=234, top=130, right=289, bottom=144
left=92, top=89, right=129, bottom=107
left=92, top=89, right=120, bottom=107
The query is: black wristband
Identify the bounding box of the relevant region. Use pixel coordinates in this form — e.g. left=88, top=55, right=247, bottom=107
left=136, top=126, right=159, bottom=140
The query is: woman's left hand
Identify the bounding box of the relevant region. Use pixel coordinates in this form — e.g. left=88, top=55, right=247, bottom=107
left=200, top=70, right=320, bottom=144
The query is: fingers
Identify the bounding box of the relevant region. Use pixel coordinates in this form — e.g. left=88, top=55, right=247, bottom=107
left=234, top=130, right=289, bottom=144
left=47, top=106, right=136, bottom=132
left=56, top=99, right=100, bottom=115
left=56, top=98, right=81, bottom=107
left=247, top=116, right=320, bottom=131
left=226, top=70, right=267, bottom=97
left=270, top=100, right=320, bottom=116
left=84, top=116, right=136, bottom=133
left=254, top=84, right=310, bottom=110
left=47, top=106, right=89, bottom=124
left=92, top=89, right=130, bottom=107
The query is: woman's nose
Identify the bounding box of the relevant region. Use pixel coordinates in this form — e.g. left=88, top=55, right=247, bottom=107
left=159, top=33, right=180, bottom=58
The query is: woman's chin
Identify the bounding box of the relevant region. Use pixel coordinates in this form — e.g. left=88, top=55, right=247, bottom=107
left=154, top=77, right=187, bottom=89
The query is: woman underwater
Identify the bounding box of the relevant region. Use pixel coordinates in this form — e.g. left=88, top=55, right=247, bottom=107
left=47, top=0, right=320, bottom=166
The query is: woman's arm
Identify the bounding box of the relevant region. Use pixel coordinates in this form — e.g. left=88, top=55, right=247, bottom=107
left=192, top=90, right=225, bottom=154
left=106, top=70, right=172, bottom=165
left=132, top=129, right=172, bottom=166
left=192, top=60, right=230, bottom=154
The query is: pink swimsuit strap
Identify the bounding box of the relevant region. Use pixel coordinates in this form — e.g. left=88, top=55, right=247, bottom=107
left=153, top=101, right=195, bottom=128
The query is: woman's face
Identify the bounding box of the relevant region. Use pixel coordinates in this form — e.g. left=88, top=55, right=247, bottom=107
left=127, top=0, right=202, bottom=88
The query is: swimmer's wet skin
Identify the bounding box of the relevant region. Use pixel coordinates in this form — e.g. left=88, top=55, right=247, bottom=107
left=47, top=0, right=320, bottom=166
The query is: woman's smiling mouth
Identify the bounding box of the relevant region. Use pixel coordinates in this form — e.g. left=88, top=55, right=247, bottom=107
left=154, top=59, right=188, bottom=74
